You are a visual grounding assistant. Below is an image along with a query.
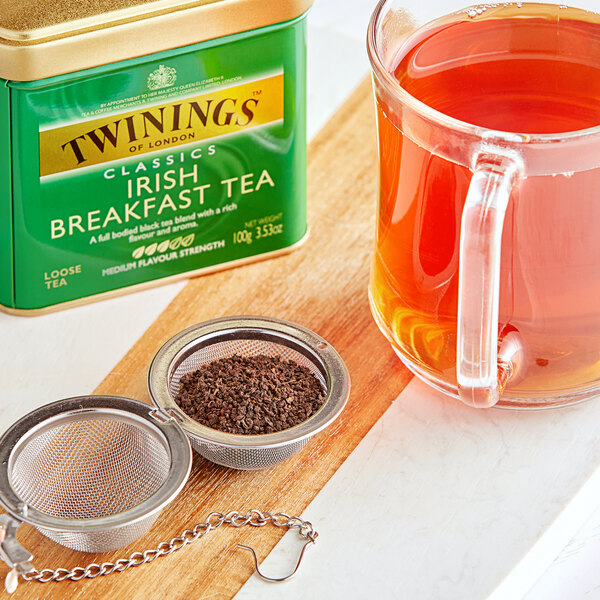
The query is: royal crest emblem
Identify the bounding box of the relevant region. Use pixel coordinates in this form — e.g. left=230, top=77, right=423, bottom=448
left=147, top=65, right=177, bottom=90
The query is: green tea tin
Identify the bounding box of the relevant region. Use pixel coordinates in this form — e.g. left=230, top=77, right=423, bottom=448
left=0, top=0, right=312, bottom=313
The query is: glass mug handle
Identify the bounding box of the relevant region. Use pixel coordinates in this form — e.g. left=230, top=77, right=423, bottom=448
left=457, top=149, right=524, bottom=408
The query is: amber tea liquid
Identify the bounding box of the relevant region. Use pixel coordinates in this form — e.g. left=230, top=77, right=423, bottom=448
left=371, top=4, right=600, bottom=399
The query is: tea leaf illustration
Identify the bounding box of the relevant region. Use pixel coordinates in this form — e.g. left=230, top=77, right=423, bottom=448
left=169, top=236, right=183, bottom=250
left=181, top=233, right=195, bottom=247
left=145, top=242, right=158, bottom=256
left=157, top=240, right=170, bottom=253
left=132, top=246, right=145, bottom=259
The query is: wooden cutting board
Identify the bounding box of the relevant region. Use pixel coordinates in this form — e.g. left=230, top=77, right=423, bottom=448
left=8, top=78, right=412, bottom=600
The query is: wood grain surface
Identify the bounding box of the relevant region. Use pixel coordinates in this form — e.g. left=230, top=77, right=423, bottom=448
left=6, top=78, right=412, bottom=600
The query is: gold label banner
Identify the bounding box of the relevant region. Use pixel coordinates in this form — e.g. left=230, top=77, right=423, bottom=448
left=39, top=73, right=284, bottom=177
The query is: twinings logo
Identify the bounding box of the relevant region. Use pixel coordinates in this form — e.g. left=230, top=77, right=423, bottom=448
left=147, top=65, right=177, bottom=90
left=39, top=73, right=284, bottom=177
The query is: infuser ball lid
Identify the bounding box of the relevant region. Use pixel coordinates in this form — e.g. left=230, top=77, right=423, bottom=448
left=0, top=396, right=192, bottom=551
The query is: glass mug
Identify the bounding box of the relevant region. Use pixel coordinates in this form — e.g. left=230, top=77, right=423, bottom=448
left=367, top=1, right=600, bottom=408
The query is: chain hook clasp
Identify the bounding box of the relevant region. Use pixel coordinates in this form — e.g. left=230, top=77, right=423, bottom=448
left=236, top=537, right=315, bottom=583
left=1, top=510, right=318, bottom=588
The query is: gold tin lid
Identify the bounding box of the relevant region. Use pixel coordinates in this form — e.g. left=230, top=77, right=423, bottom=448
left=0, top=0, right=313, bottom=81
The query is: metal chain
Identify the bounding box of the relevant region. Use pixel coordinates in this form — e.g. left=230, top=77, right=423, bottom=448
left=21, top=510, right=318, bottom=584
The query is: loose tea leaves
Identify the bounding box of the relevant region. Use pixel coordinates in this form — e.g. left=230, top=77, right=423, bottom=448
left=175, top=355, right=327, bottom=435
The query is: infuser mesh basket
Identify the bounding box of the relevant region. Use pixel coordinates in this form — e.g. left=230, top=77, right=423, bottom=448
left=148, top=316, right=350, bottom=470
left=0, top=397, right=191, bottom=553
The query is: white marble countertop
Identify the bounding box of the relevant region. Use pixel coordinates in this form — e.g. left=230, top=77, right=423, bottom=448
left=1, top=1, right=599, bottom=598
